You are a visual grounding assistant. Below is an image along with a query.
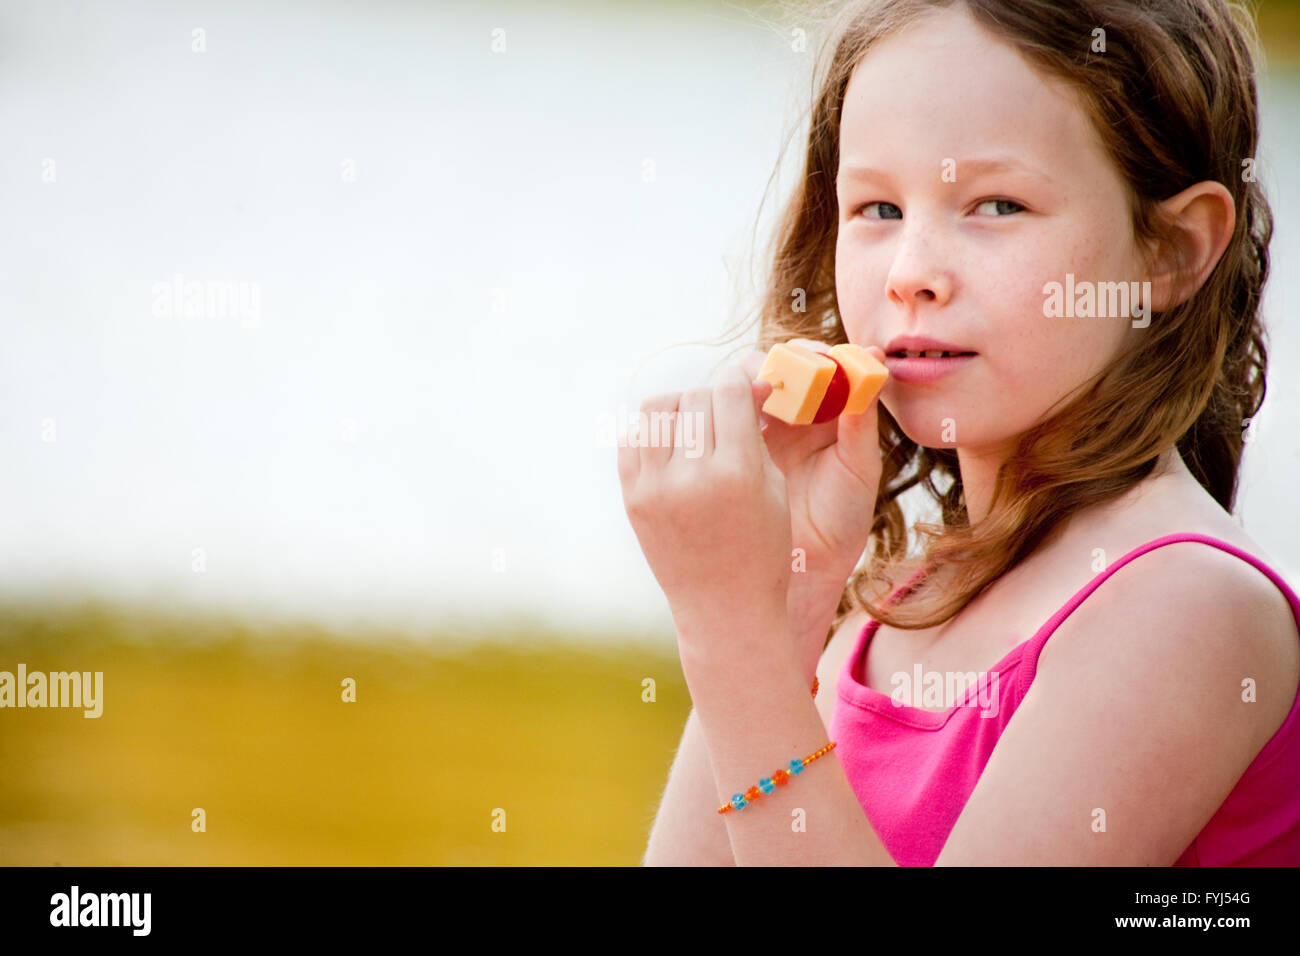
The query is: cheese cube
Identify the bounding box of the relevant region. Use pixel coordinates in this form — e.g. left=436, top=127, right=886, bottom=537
left=757, top=344, right=837, bottom=424
left=829, top=344, right=890, bottom=414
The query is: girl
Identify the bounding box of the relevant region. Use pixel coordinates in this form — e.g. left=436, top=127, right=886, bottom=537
left=620, top=0, right=1300, bottom=865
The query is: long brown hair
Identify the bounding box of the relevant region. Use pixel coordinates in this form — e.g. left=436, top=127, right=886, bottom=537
left=713, top=0, right=1272, bottom=638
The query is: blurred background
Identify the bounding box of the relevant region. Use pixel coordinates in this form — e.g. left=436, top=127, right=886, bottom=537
left=1, top=0, right=1298, bottom=865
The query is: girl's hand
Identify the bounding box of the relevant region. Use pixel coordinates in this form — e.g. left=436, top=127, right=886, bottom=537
left=738, top=340, right=886, bottom=576
left=738, top=340, right=887, bottom=652
left=616, top=364, right=793, bottom=650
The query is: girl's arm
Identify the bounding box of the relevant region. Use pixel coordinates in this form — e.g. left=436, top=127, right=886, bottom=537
left=622, top=363, right=896, bottom=864
left=643, top=613, right=859, bottom=866
left=642, top=707, right=736, bottom=866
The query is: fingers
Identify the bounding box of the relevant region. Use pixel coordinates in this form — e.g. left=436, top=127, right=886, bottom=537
left=631, top=387, right=720, bottom=470
left=738, top=349, right=767, bottom=381
left=629, top=347, right=834, bottom=475
left=751, top=377, right=773, bottom=432
left=674, top=387, right=714, bottom=461
left=739, top=349, right=785, bottom=433
left=713, top=364, right=762, bottom=460
left=617, top=425, right=639, bottom=488
left=834, top=389, right=880, bottom=487
left=638, top=392, right=679, bottom=471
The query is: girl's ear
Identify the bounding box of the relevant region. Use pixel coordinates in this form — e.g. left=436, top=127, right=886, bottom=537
left=1146, top=180, right=1237, bottom=313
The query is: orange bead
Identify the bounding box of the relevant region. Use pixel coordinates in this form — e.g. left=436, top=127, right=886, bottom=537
left=772, top=769, right=790, bottom=785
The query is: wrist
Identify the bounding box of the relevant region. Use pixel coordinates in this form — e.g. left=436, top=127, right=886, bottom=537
left=675, top=602, right=792, bottom=671
left=787, top=568, right=850, bottom=621
left=679, top=622, right=804, bottom=710
left=788, top=574, right=853, bottom=673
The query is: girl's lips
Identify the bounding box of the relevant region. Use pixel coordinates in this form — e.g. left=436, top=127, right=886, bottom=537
left=883, top=353, right=977, bottom=384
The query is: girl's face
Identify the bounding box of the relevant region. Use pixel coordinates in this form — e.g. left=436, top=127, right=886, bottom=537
left=835, top=4, right=1144, bottom=459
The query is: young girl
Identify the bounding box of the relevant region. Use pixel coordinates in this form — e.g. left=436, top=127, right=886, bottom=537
left=619, top=0, right=1299, bottom=865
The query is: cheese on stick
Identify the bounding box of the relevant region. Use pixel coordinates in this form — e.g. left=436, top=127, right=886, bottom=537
left=756, top=342, right=889, bottom=425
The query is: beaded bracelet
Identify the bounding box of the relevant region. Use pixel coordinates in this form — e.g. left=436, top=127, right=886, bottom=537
left=717, top=741, right=837, bottom=814
left=715, top=677, right=828, bottom=814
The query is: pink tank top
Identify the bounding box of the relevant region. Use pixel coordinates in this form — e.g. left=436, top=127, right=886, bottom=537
left=829, top=532, right=1300, bottom=865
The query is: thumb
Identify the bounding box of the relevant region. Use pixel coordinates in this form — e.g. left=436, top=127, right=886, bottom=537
left=751, top=376, right=773, bottom=424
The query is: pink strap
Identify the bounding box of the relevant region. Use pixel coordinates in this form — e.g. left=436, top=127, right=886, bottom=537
left=1015, top=532, right=1300, bottom=702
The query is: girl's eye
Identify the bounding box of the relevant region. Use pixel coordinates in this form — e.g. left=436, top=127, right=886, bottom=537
left=974, top=198, right=1025, bottom=216
left=852, top=199, right=1024, bottom=219
left=855, top=202, right=902, bottom=220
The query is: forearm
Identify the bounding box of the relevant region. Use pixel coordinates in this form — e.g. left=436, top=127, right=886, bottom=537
left=681, top=626, right=897, bottom=867
left=642, top=707, right=737, bottom=866
left=642, top=583, right=842, bottom=868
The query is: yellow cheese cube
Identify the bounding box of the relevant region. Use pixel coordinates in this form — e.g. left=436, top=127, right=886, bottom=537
left=757, top=344, right=837, bottom=424
left=829, top=344, right=890, bottom=414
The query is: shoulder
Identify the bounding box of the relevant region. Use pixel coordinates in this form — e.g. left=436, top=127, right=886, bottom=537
left=1041, top=536, right=1299, bottom=702
left=1036, top=535, right=1299, bottom=787
left=938, top=538, right=1300, bottom=864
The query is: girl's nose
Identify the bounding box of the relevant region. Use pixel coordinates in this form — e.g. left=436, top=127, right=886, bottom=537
left=885, top=228, right=953, bottom=309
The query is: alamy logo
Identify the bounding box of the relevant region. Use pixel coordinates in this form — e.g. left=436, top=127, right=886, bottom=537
left=0, top=664, right=103, bottom=717
left=890, top=664, right=999, bottom=718
left=1042, top=273, right=1151, bottom=328
left=152, top=272, right=261, bottom=327
left=595, top=406, right=705, bottom=458
left=50, top=886, right=151, bottom=936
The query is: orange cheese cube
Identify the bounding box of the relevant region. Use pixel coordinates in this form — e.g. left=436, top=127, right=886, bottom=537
left=757, top=344, right=837, bottom=424
left=829, top=344, right=890, bottom=414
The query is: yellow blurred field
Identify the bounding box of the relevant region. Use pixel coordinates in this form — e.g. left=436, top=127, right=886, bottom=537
left=0, top=604, right=687, bottom=865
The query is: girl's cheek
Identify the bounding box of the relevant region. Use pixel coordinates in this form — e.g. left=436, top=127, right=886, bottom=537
left=835, top=279, right=879, bottom=342
left=835, top=254, right=871, bottom=302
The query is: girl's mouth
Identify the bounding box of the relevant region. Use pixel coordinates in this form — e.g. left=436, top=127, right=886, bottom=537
left=883, top=351, right=978, bottom=384
left=887, top=350, right=977, bottom=358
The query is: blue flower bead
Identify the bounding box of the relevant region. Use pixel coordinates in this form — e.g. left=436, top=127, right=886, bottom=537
left=788, top=759, right=804, bottom=775
left=730, top=792, right=749, bottom=810
left=758, top=777, right=775, bottom=794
